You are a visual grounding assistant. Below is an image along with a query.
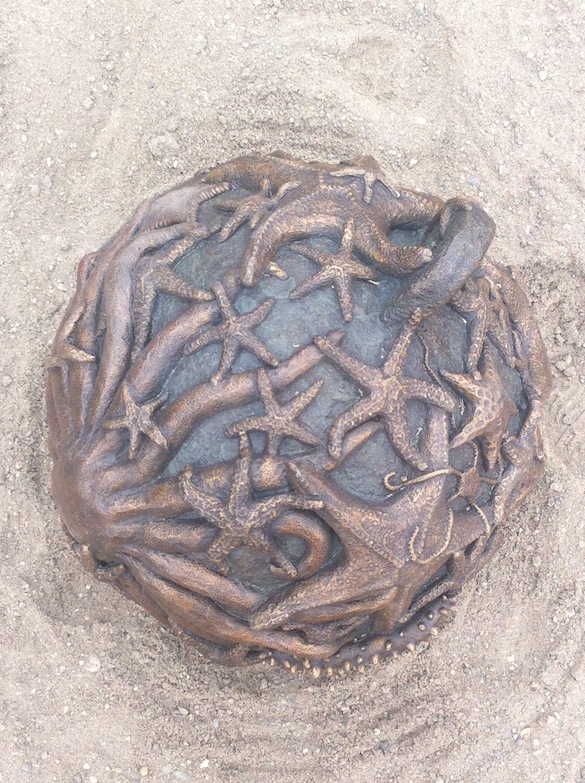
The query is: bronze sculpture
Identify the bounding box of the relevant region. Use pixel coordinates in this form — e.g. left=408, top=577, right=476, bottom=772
left=46, top=152, right=551, bottom=675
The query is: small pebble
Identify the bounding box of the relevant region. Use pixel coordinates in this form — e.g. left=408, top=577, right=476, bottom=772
left=378, top=739, right=389, bottom=753
left=140, top=767, right=149, bottom=777
left=539, top=70, right=548, bottom=81
left=200, top=759, right=209, bottom=769
left=414, top=2, right=425, bottom=13
left=83, top=654, right=101, bottom=672
left=83, top=97, right=94, bottom=110
left=2, top=376, right=13, bottom=387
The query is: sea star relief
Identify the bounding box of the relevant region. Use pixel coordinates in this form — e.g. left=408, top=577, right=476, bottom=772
left=47, top=152, right=551, bottom=675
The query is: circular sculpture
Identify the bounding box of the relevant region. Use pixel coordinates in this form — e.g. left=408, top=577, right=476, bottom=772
left=46, top=152, right=551, bottom=675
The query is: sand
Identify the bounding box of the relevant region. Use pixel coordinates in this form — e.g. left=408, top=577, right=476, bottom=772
left=1, top=0, right=584, bottom=781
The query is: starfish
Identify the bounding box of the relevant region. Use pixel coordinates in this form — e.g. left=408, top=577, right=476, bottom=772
left=384, top=442, right=498, bottom=501
left=183, top=281, right=278, bottom=384
left=442, top=345, right=518, bottom=471
left=46, top=302, right=96, bottom=371
left=493, top=406, right=546, bottom=522
left=103, top=381, right=169, bottom=459
left=291, top=219, right=376, bottom=322
left=252, top=409, right=486, bottom=632
left=315, top=320, right=456, bottom=471
left=451, top=276, right=517, bottom=375
left=131, top=225, right=217, bottom=357
left=217, top=178, right=300, bottom=242
left=329, top=155, right=401, bottom=201
left=226, top=368, right=323, bottom=455
left=179, top=434, right=324, bottom=577
left=238, top=178, right=432, bottom=286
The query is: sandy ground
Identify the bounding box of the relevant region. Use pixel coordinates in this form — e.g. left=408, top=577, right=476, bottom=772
left=1, top=0, right=584, bottom=781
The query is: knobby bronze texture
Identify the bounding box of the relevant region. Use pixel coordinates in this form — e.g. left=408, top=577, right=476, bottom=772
left=46, top=153, right=551, bottom=675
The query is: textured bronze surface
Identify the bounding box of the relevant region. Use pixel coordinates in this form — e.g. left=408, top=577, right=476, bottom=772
left=46, top=152, right=551, bottom=674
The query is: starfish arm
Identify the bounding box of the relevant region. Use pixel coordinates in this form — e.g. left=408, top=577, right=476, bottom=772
left=238, top=332, right=279, bottom=368
left=340, top=218, right=355, bottom=252
left=273, top=180, right=301, bottom=201
left=334, top=274, right=355, bottom=322
left=46, top=343, right=96, bottom=368
left=218, top=204, right=255, bottom=242
left=143, top=390, right=169, bottom=415
left=401, top=377, right=456, bottom=412
left=281, top=420, right=320, bottom=447
left=227, top=434, right=253, bottom=514
left=294, top=244, right=330, bottom=267
left=141, top=420, right=169, bottom=453
left=207, top=531, right=236, bottom=575
left=183, top=325, right=224, bottom=356
left=255, top=367, right=278, bottom=412
left=382, top=404, right=429, bottom=472
left=290, top=267, right=334, bottom=301
left=479, top=433, right=504, bottom=473
left=466, top=302, right=489, bottom=374
left=257, top=494, right=324, bottom=521
left=212, top=281, right=236, bottom=320
left=441, top=369, right=481, bottom=403
left=284, top=378, right=324, bottom=418
left=241, top=298, right=275, bottom=328
left=226, top=414, right=269, bottom=439
left=153, top=267, right=214, bottom=302
left=212, top=336, right=240, bottom=383
left=328, top=396, right=380, bottom=459
left=450, top=419, right=487, bottom=450
left=313, top=335, right=374, bottom=387
left=247, top=529, right=297, bottom=578
left=180, top=468, right=226, bottom=522
left=102, top=415, right=125, bottom=430
left=127, top=426, right=142, bottom=460
left=381, top=322, right=417, bottom=376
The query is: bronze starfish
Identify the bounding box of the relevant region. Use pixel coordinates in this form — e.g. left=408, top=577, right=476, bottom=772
left=494, top=406, right=546, bottom=522
left=179, top=434, right=323, bottom=577
left=132, top=226, right=217, bottom=357
left=384, top=441, right=498, bottom=502
left=329, top=155, right=401, bottom=201
left=451, top=276, right=516, bottom=375
left=183, top=281, right=278, bottom=384
left=238, top=177, right=432, bottom=286
left=291, top=219, right=376, bottom=322
left=442, top=345, right=518, bottom=471
left=46, top=301, right=96, bottom=371
left=217, top=178, right=300, bottom=242
left=103, top=381, right=169, bottom=459
left=315, top=322, right=455, bottom=471
left=226, top=368, right=323, bottom=455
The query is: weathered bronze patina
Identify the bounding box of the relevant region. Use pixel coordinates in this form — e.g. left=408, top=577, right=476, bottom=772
left=46, top=153, right=551, bottom=674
